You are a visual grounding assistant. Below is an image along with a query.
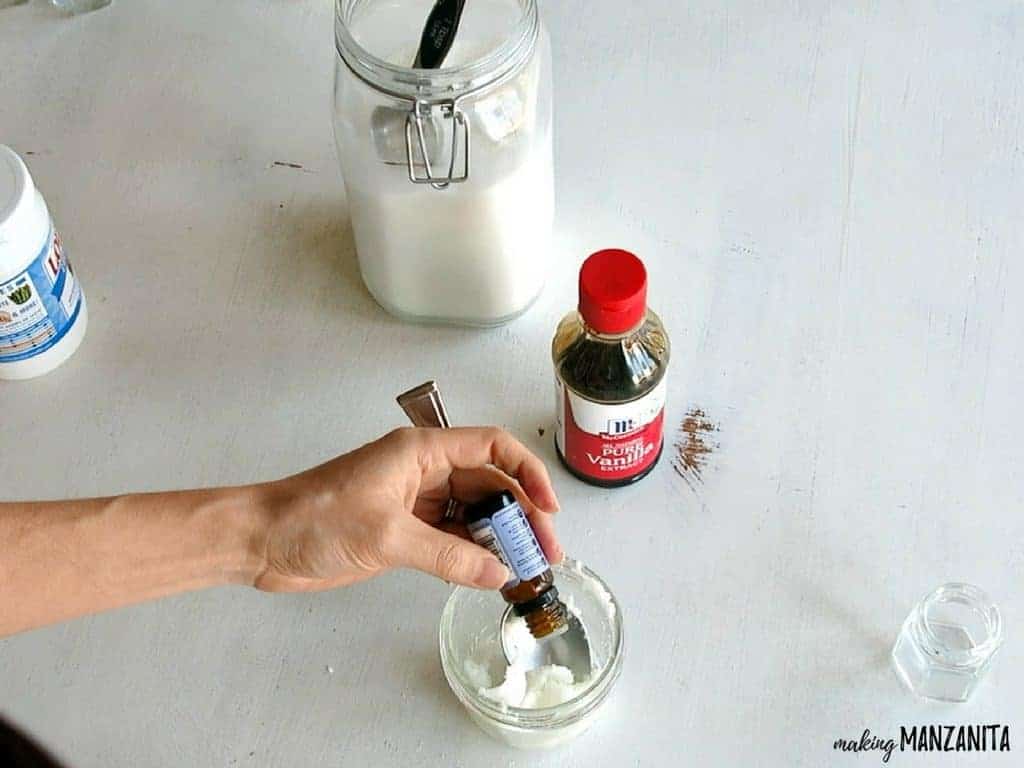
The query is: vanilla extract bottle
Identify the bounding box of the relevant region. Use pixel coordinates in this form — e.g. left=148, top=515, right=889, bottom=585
left=552, top=249, right=670, bottom=487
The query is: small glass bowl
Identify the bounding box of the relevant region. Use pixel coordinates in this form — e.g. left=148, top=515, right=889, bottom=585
left=439, top=559, right=623, bottom=749
left=892, top=582, right=1003, bottom=702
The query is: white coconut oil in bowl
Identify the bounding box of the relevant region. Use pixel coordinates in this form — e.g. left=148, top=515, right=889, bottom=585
left=439, top=559, right=623, bottom=749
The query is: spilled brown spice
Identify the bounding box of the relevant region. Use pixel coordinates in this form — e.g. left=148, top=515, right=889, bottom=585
left=672, top=408, right=719, bottom=491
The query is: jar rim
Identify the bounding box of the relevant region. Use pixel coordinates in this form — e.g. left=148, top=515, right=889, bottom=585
left=334, top=0, right=538, bottom=102
left=915, top=582, right=1003, bottom=667
left=439, top=559, right=624, bottom=728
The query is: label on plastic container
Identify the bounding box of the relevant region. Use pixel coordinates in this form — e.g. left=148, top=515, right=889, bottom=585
left=556, top=378, right=666, bottom=482
left=0, top=228, right=82, bottom=363
left=467, top=500, right=549, bottom=587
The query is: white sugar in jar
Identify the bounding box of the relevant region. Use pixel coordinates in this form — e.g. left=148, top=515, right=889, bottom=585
left=333, top=0, right=553, bottom=326
left=0, top=146, right=88, bottom=380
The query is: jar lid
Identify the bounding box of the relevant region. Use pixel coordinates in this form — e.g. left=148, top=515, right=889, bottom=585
left=0, top=146, right=40, bottom=262
left=578, top=249, right=647, bottom=334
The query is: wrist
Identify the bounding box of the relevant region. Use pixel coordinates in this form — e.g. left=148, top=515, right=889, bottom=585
left=214, top=483, right=273, bottom=586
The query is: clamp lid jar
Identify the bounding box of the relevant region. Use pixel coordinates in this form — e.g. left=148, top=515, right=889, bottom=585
left=332, top=0, right=554, bottom=326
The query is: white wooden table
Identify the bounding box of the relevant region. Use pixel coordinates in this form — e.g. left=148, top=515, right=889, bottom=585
left=1, top=1, right=1021, bottom=765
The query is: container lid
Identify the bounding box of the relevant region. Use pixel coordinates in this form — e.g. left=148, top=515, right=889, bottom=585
left=0, top=146, right=41, bottom=262
left=578, top=249, right=648, bottom=334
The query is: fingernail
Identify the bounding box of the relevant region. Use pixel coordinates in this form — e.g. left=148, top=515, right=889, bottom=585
left=476, top=558, right=510, bottom=589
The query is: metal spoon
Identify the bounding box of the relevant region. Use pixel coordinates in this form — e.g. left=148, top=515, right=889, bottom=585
left=396, top=380, right=594, bottom=680
left=397, top=380, right=455, bottom=521
left=396, top=379, right=452, bottom=429
left=499, top=603, right=593, bottom=680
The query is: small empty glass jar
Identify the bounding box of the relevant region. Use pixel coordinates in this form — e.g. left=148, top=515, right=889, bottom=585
left=892, top=582, right=1003, bottom=702
left=52, top=0, right=112, bottom=13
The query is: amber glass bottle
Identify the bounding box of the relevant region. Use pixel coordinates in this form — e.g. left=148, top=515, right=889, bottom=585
left=464, top=491, right=568, bottom=640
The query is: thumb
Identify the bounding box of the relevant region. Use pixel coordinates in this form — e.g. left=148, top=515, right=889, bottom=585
left=394, top=520, right=510, bottom=589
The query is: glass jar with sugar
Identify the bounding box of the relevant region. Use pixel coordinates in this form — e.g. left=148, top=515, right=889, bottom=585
left=332, top=0, right=553, bottom=326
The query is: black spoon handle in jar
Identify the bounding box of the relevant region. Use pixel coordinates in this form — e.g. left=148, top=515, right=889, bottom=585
left=413, top=0, right=468, bottom=69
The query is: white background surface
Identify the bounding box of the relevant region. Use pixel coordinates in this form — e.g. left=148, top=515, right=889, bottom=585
left=1, top=1, right=1022, bottom=765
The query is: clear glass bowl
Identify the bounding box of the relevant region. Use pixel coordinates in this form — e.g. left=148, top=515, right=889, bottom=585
left=439, top=559, right=623, bottom=749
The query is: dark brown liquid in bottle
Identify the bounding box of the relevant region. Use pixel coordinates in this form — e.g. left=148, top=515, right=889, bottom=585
left=552, top=310, right=671, bottom=487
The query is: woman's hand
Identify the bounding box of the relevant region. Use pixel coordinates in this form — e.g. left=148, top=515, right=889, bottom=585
left=0, top=426, right=560, bottom=636
left=252, top=427, right=562, bottom=592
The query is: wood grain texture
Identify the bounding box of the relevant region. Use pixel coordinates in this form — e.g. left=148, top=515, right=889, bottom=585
left=1, top=0, right=1021, bottom=765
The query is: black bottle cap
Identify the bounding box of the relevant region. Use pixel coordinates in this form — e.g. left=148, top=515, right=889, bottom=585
left=463, top=490, right=517, bottom=522
left=512, top=586, right=560, bottom=618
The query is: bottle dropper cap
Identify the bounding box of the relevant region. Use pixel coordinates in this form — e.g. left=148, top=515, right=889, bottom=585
left=578, top=249, right=648, bottom=334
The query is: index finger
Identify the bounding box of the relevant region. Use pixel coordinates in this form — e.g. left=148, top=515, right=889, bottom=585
left=447, top=466, right=564, bottom=563
left=418, top=427, right=560, bottom=514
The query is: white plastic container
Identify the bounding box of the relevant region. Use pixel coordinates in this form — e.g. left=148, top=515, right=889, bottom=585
left=0, top=146, right=87, bottom=380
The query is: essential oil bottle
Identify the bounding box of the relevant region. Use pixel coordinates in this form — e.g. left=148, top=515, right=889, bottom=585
left=552, top=249, right=670, bottom=487
left=464, top=491, right=568, bottom=640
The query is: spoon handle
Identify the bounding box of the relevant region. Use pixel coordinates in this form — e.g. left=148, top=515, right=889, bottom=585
left=413, top=0, right=468, bottom=69
left=396, top=380, right=451, bottom=428
left=397, top=381, right=456, bottom=521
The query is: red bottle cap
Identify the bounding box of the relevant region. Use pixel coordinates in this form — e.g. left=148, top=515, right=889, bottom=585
left=578, top=249, right=648, bottom=334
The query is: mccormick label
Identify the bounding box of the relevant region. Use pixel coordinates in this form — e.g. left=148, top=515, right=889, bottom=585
left=555, top=378, right=666, bottom=482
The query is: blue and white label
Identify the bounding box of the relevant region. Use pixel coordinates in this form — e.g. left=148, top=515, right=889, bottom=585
left=467, top=500, right=549, bottom=586
left=0, top=227, right=83, bottom=363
